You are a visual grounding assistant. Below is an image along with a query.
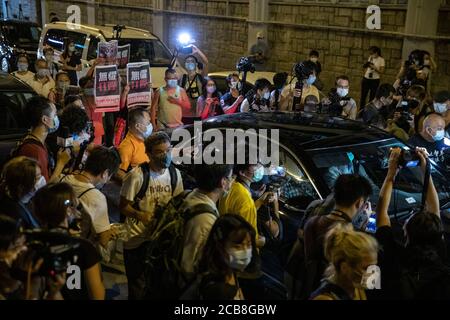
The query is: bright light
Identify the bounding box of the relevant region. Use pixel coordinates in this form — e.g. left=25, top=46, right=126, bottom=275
left=177, top=33, right=192, bottom=46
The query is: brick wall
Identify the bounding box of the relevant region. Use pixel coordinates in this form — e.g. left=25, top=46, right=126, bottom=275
left=4, top=0, right=37, bottom=21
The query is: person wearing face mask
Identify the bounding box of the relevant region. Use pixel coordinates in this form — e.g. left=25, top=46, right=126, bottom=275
left=15, top=96, right=71, bottom=183
left=28, top=59, right=56, bottom=100
left=310, top=223, right=379, bottom=300
left=358, top=83, right=395, bottom=129
left=324, top=75, right=358, bottom=120
left=58, top=146, right=121, bottom=254
left=249, top=32, right=270, bottom=72
left=308, top=50, right=324, bottom=91
left=221, top=73, right=246, bottom=114
left=270, top=72, right=288, bottom=111
left=32, top=183, right=105, bottom=300
left=360, top=46, right=385, bottom=108
left=48, top=72, right=71, bottom=109
left=181, top=163, right=234, bottom=280
left=375, top=148, right=450, bottom=299
left=11, top=54, right=35, bottom=86
left=61, top=40, right=82, bottom=86
left=43, top=47, right=59, bottom=79
left=116, top=108, right=152, bottom=182
left=119, top=132, right=184, bottom=299
left=180, top=48, right=209, bottom=119
left=279, top=61, right=320, bottom=111
left=196, top=77, right=223, bottom=120
left=0, top=157, right=44, bottom=229
left=408, top=113, right=450, bottom=166
left=197, top=214, right=259, bottom=300
left=432, top=90, right=450, bottom=115
left=151, top=68, right=191, bottom=131
left=302, top=174, right=373, bottom=299
left=219, top=159, right=274, bottom=248
left=240, top=78, right=272, bottom=113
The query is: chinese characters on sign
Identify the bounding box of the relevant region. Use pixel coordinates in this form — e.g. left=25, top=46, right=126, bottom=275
left=127, top=62, right=151, bottom=108
left=94, top=65, right=120, bottom=112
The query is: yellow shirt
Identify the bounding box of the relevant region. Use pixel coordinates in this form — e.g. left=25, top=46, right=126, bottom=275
left=280, top=83, right=320, bottom=111
left=118, top=132, right=149, bottom=172
left=218, top=181, right=258, bottom=234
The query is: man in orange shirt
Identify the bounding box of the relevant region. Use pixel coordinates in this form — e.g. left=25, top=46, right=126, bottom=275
left=116, top=108, right=152, bottom=181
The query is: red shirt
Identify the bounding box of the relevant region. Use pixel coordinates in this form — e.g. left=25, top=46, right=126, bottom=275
left=17, top=142, right=50, bottom=181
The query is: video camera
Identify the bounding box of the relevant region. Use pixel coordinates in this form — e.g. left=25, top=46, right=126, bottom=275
left=236, top=56, right=256, bottom=73
left=316, top=89, right=351, bottom=117
left=23, top=229, right=80, bottom=277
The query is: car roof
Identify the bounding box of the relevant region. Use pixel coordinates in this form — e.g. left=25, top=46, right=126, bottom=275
left=0, top=72, right=35, bottom=92
left=199, top=112, right=392, bottom=149
left=209, top=71, right=278, bottom=85
left=45, top=22, right=158, bottom=40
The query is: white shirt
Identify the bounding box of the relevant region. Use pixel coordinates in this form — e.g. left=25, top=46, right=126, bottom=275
left=59, top=174, right=111, bottom=234
left=181, top=189, right=219, bottom=277
left=364, top=56, right=385, bottom=80
left=11, top=71, right=35, bottom=86
left=240, top=98, right=271, bottom=113
left=120, top=166, right=184, bottom=250
left=28, top=76, right=55, bottom=99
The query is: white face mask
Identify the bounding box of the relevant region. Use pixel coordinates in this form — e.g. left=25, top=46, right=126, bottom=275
left=310, top=57, right=318, bottom=63
left=337, top=88, right=349, bottom=97
left=21, top=176, right=46, bottom=204
left=227, top=248, right=252, bottom=271
left=141, top=123, right=153, bottom=139
left=263, top=91, right=271, bottom=100
left=434, top=103, right=448, bottom=114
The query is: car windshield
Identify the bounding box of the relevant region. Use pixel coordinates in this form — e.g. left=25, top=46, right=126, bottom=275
left=2, top=23, right=40, bottom=43
left=107, top=38, right=173, bottom=66
left=305, top=138, right=450, bottom=216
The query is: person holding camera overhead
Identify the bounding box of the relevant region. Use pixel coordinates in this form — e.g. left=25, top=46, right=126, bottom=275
left=360, top=46, right=385, bottom=108
left=180, top=46, right=209, bottom=120
left=240, top=78, right=272, bottom=113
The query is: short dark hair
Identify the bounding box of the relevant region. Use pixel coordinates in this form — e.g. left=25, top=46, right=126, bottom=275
left=165, top=68, right=177, bottom=77
left=60, top=106, right=89, bottom=135
left=309, top=50, right=319, bottom=57
left=226, top=73, right=240, bottom=86
left=33, top=183, right=76, bottom=228
left=335, top=75, right=350, bottom=85
left=405, top=212, right=444, bottom=247
left=333, top=174, right=373, bottom=207
left=273, top=72, right=288, bottom=89
left=198, top=214, right=259, bottom=277
left=35, top=58, right=47, bottom=67
left=144, top=131, right=171, bottom=155
left=254, top=78, right=271, bottom=91
left=194, top=164, right=233, bottom=192
left=55, top=71, right=69, bottom=82
left=369, top=46, right=381, bottom=56
left=84, top=146, right=121, bottom=177
left=434, top=90, right=450, bottom=103
left=64, top=95, right=82, bottom=107
left=1, top=156, right=39, bottom=201
left=0, top=214, right=21, bottom=251
left=17, top=53, right=30, bottom=64
left=25, top=96, right=53, bottom=128
left=78, top=76, right=93, bottom=88
left=375, top=83, right=395, bottom=100
left=128, top=108, right=147, bottom=127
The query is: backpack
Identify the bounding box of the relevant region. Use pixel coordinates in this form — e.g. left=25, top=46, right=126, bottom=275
left=142, top=197, right=217, bottom=300
left=181, top=73, right=204, bottom=99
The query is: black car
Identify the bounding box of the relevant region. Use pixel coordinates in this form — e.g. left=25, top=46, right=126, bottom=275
left=173, top=112, right=450, bottom=288
left=0, top=72, right=36, bottom=165
left=0, top=19, right=41, bottom=73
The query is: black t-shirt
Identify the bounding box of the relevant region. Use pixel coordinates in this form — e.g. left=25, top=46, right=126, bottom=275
left=407, top=134, right=450, bottom=165
left=200, top=273, right=239, bottom=300
left=0, top=192, right=40, bottom=229
left=61, top=237, right=101, bottom=300
left=63, top=52, right=82, bottom=86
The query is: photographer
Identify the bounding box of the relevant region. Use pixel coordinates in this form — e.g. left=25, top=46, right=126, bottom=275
left=395, top=50, right=428, bottom=96
left=220, top=73, right=245, bottom=114
left=375, top=147, right=450, bottom=299
left=249, top=32, right=270, bottom=71
left=270, top=72, right=288, bottom=111
left=0, top=214, right=65, bottom=300
left=324, top=76, right=358, bottom=120
left=33, top=183, right=105, bottom=300
left=433, top=90, right=450, bottom=115
left=240, top=78, right=272, bottom=113
left=360, top=46, right=385, bottom=108
left=308, top=50, right=324, bottom=91
left=408, top=113, right=449, bottom=167
left=387, top=85, right=431, bottom=141
left=279, top=61, right=320, bottom=111
left=358, top=83, right=395, bottom=129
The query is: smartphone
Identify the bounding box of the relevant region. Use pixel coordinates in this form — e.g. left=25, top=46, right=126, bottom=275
left=365, top=216, right=377, bottom=234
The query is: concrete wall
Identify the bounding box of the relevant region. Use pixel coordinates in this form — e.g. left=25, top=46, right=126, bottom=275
left=3, top=0, right=37, bottom=20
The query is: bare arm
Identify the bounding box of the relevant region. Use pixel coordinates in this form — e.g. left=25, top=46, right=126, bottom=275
left=150, top=89, right=160, bottom=128
left=119, top=196, right=152, bottom=224
left=84, top=263, right=105, bottom=300
left=416, top=148, right=440, bottom=216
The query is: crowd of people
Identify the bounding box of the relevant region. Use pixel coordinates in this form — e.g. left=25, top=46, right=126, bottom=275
left=1, top=39, right=449, bottom=300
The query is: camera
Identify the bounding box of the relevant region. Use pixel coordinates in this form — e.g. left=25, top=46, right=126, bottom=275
left=398, top=149, right=420, bottom=168
left=363, top=62, right=372, bottom=69
left=236, top=56, right=256, bottom=73
left=23, top=229, right=80, bottom=277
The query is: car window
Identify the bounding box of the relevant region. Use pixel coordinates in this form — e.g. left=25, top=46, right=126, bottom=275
left=44, top=29, right=66, bottom=52
left=66, top=31, right=87, bottom=54
left=111, top=38, right=173, bottom=66
left=0, top=91, right=33, bottom=133
left=87, top=35, right=101, bottom=60
left=1, top=23, right=40, bottom=43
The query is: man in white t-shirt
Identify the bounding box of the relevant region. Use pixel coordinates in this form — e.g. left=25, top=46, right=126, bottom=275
left=28, top=58, right=56, bottom=100
left=360, top=46, right=385, bottom=108
left=60, top=146, right=121, bottom=251
left=119, top=131, right=184, bottom=299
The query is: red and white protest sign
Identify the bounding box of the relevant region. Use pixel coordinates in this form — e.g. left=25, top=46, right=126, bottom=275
left=127, top=62, right=151, bottom=108
left=94, top=65, right=120, bottom=112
